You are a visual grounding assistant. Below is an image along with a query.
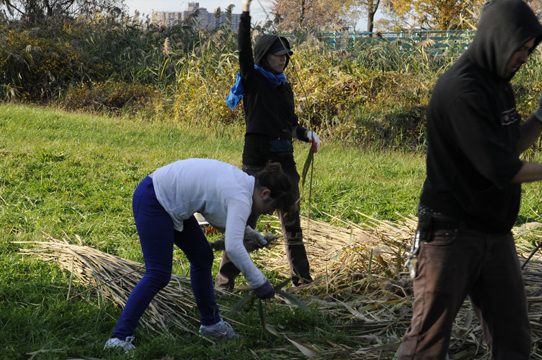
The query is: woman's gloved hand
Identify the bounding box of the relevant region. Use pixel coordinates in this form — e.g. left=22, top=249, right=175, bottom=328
left=254, top=280, right=275, bottom=299
left=306, top=130, right=321, bottom=153
left=244, top=226, right=267, bottom=247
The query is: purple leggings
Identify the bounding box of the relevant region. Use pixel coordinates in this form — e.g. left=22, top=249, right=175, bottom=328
left=112, top=176, right=220, bottom=340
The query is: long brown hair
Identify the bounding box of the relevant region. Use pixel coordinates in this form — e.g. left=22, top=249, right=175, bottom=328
left=253, top=162, right=296, bottom=214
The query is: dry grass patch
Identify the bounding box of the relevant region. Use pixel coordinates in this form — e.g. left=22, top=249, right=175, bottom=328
left=256, top=215, right=542, bottom=359
left=14, top=216, right=542, bottom=359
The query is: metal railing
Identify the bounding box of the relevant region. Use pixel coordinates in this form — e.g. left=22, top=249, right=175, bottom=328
left=319, top=30, right=475, bottom=54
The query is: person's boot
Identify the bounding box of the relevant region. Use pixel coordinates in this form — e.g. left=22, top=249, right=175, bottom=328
left=215, top=251, right=240, bottom=291
left=286, top=238, right=313, bottom=287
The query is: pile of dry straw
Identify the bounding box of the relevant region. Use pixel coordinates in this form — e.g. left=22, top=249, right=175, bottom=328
left=16, top=213, right=542, bottom=359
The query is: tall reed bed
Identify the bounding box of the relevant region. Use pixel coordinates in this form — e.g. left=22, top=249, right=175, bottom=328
left=2, top=13, right=542, bottom=150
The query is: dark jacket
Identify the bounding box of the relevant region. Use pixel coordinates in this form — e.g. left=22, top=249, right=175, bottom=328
left=420, top=0, right=542, bottom=233
left=238, top=12, right=308, bottom=167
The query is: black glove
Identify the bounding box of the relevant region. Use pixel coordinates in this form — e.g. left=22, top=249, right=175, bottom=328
left=254, top=280, right=275, bottom=299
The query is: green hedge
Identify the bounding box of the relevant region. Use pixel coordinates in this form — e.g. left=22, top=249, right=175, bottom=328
left=2, top=14, right=542, bottom=150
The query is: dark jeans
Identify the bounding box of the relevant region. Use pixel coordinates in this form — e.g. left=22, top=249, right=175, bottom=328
left=215, top=164, right=312, bottom=290
left=112, top=176, right=220, bottom=341
left=398, top=216, right=531, bottom=360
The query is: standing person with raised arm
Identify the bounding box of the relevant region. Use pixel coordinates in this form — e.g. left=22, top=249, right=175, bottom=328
left=217, top=0, right=321, bottom=291
left=398, top=0, right=542, bottom=358
left=104, top=159, right=296, bottom=352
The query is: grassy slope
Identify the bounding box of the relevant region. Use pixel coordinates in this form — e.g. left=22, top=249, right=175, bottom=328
left=1, top=103, right=542, bottom=359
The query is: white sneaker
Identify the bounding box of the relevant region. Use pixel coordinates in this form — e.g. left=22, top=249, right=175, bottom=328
left=104, top=336, right=136, bottom=352
left=199, top=319, right=238, bottom=341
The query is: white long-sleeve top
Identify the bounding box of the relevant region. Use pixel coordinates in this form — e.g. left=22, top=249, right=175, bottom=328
left=152, top=158, right=267, bottom=289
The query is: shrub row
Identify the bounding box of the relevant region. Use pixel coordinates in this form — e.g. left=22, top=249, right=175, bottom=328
left=2, top=13, right=542, bottom=150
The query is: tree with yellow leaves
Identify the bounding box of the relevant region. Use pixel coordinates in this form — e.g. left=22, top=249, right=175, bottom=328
left=383, top=0, right=485, bottom=30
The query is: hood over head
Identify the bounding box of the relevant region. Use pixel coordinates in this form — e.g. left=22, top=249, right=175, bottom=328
left=468, top=0, right=542, bottom=80
left=254, top=35, right=293, bottom=71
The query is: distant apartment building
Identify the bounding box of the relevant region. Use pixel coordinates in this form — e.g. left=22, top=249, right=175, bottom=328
left=152, top=2, right=241, bottom=30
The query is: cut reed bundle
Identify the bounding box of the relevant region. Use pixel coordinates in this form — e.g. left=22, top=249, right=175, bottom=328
left=15, top=216, right=542, bottom=358
left=15, top=234, right=237, bottom=342
left=257, top=212, right=415, bottom=298
left=255, top=214, right=542, bottom=358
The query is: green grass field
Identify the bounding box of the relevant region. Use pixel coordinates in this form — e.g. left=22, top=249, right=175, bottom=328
left=2, top=103, right=542, bottom=359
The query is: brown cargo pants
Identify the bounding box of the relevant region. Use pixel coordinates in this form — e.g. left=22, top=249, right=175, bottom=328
left=215, top=164, right=312, bottom=291
left=398, top=215, right=531, bottom=359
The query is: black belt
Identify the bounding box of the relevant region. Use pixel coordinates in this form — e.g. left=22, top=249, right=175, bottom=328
left=430, top=215, right=478, bottom=231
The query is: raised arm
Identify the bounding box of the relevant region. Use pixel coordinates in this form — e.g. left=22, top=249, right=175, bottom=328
left=239, top=0, right=254, bottom=80
left=242, top=0, right=250, bottom=12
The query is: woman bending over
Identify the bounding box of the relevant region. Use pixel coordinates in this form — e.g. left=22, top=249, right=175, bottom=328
left=104, top=159, right=296, bottom=351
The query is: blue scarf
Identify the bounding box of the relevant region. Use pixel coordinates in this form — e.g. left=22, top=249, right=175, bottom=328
left=225, top=65, right=287, bottom=110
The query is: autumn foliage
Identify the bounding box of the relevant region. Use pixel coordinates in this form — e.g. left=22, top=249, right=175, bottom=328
left=384, top=0, right=485, bottom=30
left=269, top=0, right=346, bottom=32
left=2, top=10, right=542, bottom=150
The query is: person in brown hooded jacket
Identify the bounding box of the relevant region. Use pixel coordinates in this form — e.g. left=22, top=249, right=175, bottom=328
left=399, top=0, right=542, bottom=358
left=217, top=0, right=320, bottom=291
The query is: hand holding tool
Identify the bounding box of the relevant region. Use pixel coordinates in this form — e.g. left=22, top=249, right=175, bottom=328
left=306, top=130, right=321, bottom=153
